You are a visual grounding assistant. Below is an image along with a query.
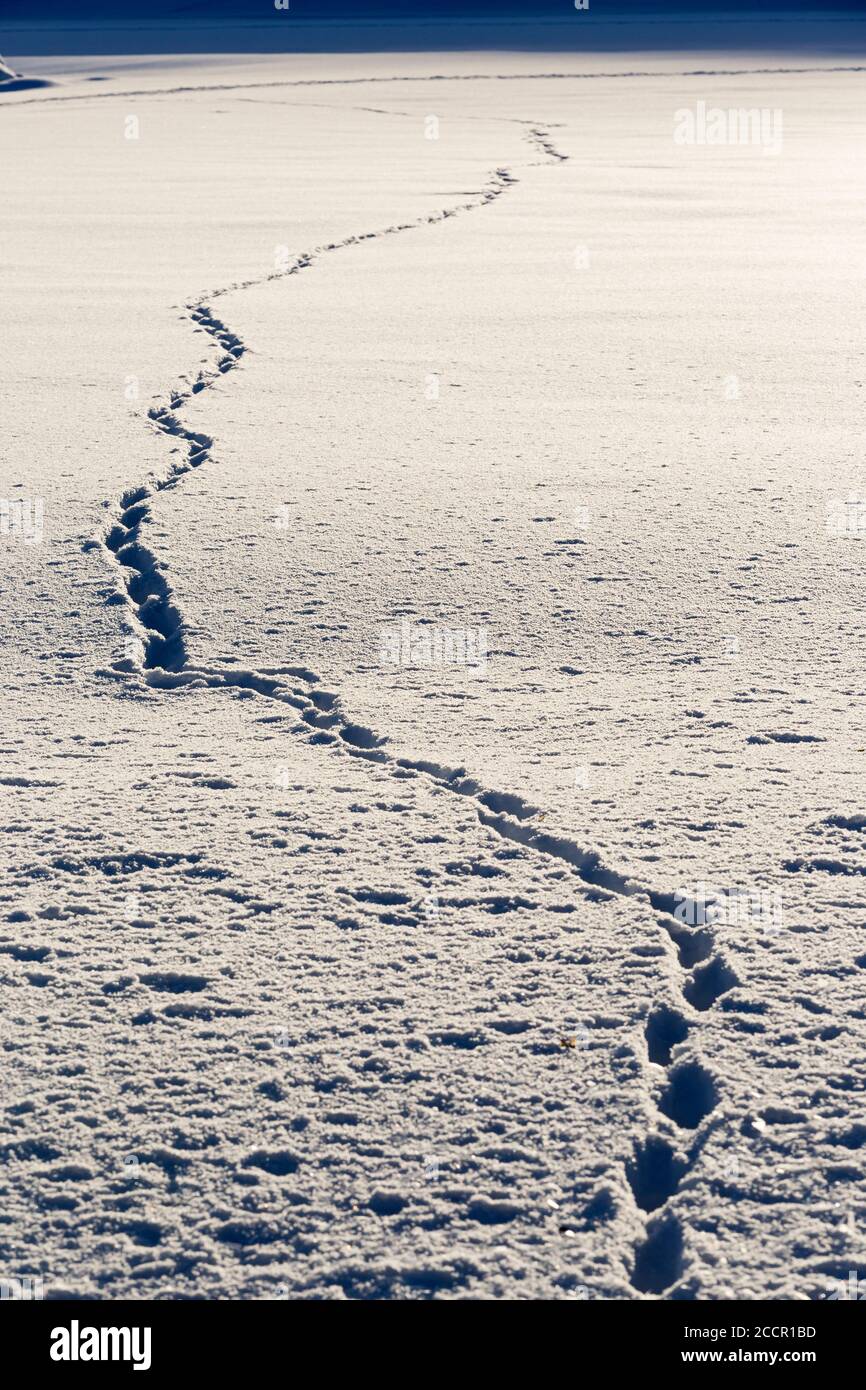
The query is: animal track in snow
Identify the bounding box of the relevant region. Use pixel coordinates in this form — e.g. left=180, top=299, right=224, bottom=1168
left=630, top=1212, right=685, bottom=1296
left=683, top=955, right=739, bottom=1013
left=644, top=1004, right=689, bottom=1068
left=627, top=883, right=741, bottom=1292
left=97, top=152, right=532, bottom=672
left=658, top=1060, right=718, bottom=1132
left=96, top=124, right=667, bottom=912
left=627, top=1135, right=687, bottom=1214
left=90, top=110, right=754, bottom=1297
left=13, top=65, right=866, bottom=109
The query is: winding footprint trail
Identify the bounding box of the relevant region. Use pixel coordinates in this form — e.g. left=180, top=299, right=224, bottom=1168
left=95, top=110, right=743, bottom=1295
left=9, top=64, right=866, bottom=108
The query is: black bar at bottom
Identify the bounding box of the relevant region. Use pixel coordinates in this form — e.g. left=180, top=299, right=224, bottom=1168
left=4, top=1295, right=856, bottom=1377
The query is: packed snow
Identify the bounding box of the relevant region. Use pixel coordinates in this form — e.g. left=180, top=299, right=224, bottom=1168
left=2, top=17, right=866, bottom=1300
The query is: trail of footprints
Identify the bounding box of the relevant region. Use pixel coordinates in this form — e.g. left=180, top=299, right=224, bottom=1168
left=97, top=139, right=552, bottom=669
left=94, top=118, right=746, bottom=1298
left=14, top=64, right=866, bottom=110
left=99, top=306, right=245, bottom=670
left=627, top=902, right=740, bottom=1296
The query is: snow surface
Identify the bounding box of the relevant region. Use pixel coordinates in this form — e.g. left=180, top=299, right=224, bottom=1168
left=2, top=28, right=866, bottom=1300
